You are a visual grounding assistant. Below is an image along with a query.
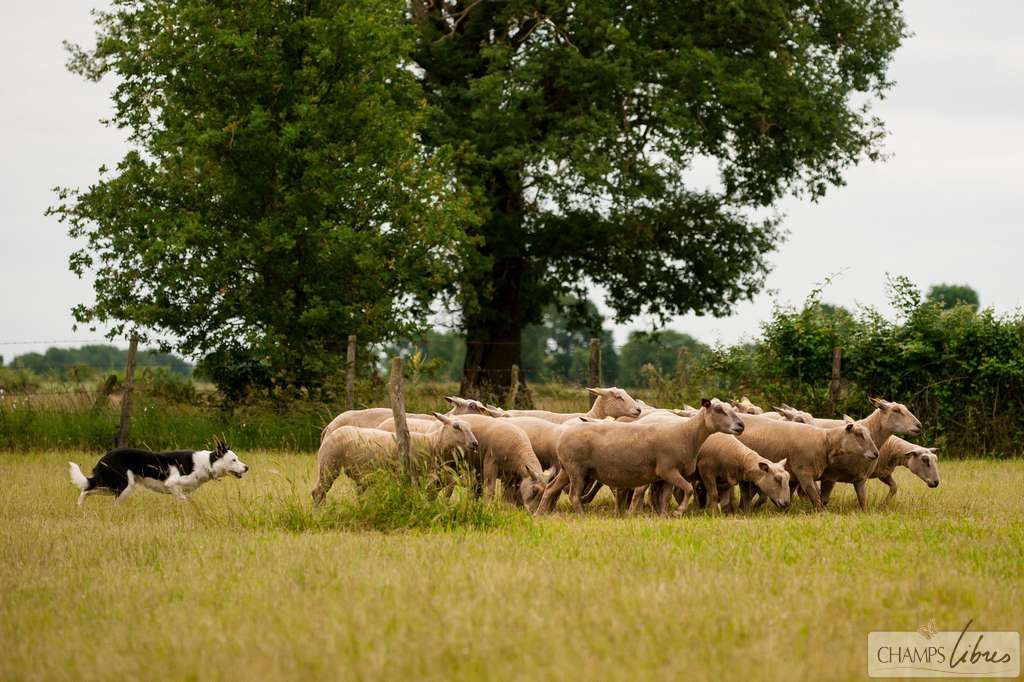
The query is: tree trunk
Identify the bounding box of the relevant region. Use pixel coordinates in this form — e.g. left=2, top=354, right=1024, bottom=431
left=460, top=257, right=530, bottom=406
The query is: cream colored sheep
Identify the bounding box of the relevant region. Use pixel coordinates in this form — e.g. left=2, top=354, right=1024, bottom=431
left=872, top=435, right=939, bottom=500
left=731, top=397, right=765, bottom=415
left=707, top=415, right=878, bottom=510
left=320, top=395, right=486, bottom=442
left=536, top=398, right=744, bottom=515
left=696, top=435, right=790, bottom=512
left=811, top=398, right=922, bottom=509
left=376, top=413, right=546, bottom=506
left=504, top=416, right=589, bottom=474
left=311, top=413, right=479, bottom=505
left=508, top=386, right=642, bottom=423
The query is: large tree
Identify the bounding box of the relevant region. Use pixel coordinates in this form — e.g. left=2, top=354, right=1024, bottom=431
left=411, top=1, right=906, bottom=398
left=50, top=0, right=473, bottom=397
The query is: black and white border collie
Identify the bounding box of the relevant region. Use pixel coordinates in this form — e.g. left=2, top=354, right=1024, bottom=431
left=68, top=438, right=249, bottom=506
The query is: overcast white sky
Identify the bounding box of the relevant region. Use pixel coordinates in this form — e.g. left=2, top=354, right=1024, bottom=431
left=2, top=1, right=1022, bottom=361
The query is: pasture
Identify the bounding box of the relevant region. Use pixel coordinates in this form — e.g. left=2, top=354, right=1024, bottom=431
left=2, top=452, right=1022, bottom=681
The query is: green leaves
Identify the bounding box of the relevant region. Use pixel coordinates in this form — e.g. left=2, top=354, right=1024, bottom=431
left=52, top=0, right=474, bottom=397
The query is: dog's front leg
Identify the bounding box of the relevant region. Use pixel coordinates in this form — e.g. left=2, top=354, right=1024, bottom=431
left=115, top=471, right=136, bottom=504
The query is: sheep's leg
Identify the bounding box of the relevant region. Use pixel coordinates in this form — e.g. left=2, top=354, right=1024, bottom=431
left=794, top=472, right=824, bottom=510
left=481, top=456, right=499, bottom=500
left=628, top=486, right=647, bottom=514
left=654, top=482, right=675, bottom=516
left=566, top=468, right=588, bottom=515
left=703, top=476, right=720, bottom=513
left=311, top=457, right=342, bottom=506
left=853, top=479, right=869, bottom=511
left=580, top=480, right=603, bottom=505
left=657, top=468, right=695, bottom=516
left=535, top=469, right=569, bottom=515
left=719, top=484, right=735, bottom=513
left=879, top=474, right=898, bottom=502
left=739, top=482, right=754, bottom=513
left=614, top=488, right=631, bottom=515
left=819, top=480, right=836, bottom=506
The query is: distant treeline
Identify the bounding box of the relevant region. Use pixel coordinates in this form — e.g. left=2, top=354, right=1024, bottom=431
left=386, top=296, right=708, bottom=388
left=7, top=345, right=191, bottom=378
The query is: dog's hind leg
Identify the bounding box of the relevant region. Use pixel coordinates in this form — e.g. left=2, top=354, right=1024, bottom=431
left=115, top=471, right=136, bottom=504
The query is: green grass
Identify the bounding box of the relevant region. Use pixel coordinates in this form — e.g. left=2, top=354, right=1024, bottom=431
left=1, top=453, right=1022, bottom=681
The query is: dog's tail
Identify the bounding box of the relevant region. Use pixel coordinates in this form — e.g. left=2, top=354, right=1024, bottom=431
left=68, top=462, right=91, bottom=491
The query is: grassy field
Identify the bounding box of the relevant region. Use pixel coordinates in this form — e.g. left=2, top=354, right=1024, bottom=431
left=1, top=452, right=1022, bottom=681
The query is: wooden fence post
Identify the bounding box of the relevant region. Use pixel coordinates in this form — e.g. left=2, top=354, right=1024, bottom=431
left=117, top=333, right=139, bottom=447
left=588, top=337, right=601, bottom=405
left=828, top=347, right=843, bottom=412
left=507, top=364, right=519, bottom=410
left=345, top=334, right=357, bottom=411
left=388, top=357, right=413, bottom=479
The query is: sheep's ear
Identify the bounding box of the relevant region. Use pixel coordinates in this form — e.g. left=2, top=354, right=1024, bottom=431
left=758, top=461, right=770, bottom=472
left=527, top=468, right=541, bottom=483
left=444, top=396, right=458, bottom=405
left=432, top=411, right=452, bottom=425
left=683, top=404, right=696, bottom=411
left=730, top=400, right=739, bottom=407
left=700, top=398, right=712, bottom=409
left=843, top=414, right=855, bottom=424
left=586, top=387, right=606, bottom=397
left=777, top=458, right=788, bottom=469
left=870, top=396, right=892, bottom=410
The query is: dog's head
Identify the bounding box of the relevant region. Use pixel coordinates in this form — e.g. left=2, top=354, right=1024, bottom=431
left=209, top=438, right=249, bottom=479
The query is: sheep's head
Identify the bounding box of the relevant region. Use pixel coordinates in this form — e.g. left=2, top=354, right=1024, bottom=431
left=837, top=416, right=879, bottom=460
left=444, top=396, right=488, bottom=416
left=870, top=397, right=922, bottom=436
left=700, top=398, right=745, bottom=435
left=586, top=386, right=642, bottom=418
left=481, top=403, right=510, bottom=418
left=773, top=404, right=815, bottom=424
left=907, top=447, right=940, bottom=488
left=519, top=469, right=547, bottom=512
left=731, top=397, right=764, bottom=415
left=753, top=458, right=790, bottom=509
left=432, top=413, right=479, bottom=454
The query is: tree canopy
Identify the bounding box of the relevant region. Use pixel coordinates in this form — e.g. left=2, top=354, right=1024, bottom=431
left=415, top=0, right=907, bottom=396
left=926, top=283, right=979, bottom=310
left=50, top=0, right=473, bottom=397
left=54, top=0, right=908, bottom=398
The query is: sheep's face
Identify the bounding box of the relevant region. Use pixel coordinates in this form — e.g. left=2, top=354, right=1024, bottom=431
left=731, top=397, right=764, bottom=415
left=444, top=396, right=488, bottom=416
left=519, top=475, right=547, bottom=512
left=774, top=404, right=815, bottom=424
left=871, top=398, right=923, bottom=436
left=838, top=418, right=879, bottom=460
left=908, top=449, right=940, bottom=488
left=588, top=387, right=642, bottom=418
left=432, top=413, right=480, bottom=454
left=700, top=398, right=745, bottom=435
left=754, top=459, right=790, bottom=509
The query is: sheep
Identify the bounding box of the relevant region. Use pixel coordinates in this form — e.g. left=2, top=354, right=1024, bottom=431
left=707, top=415, right=878, bottom=510
left=376, top=413, right=546, bottom=507
left=504, top=415, right=589, bottom=475
left=810, top=398, right=922, bottom=509
left=696, top=435, right=791, bottom=512
left=311, top=413, right=479, bottom=505
left=508, top=386, right=643, bottom=423
left=872, top=435, right=940, bottom=501
left=320, top=395, right=485, bottom=442
left=730, top=396, right=765, bottom=415
left=535, top=398, right=744, bottom=515
left=768, top=404, right=815, bottom=424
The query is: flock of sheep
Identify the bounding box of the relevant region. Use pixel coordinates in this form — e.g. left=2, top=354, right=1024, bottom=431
left=313, top=387, right=940, bottom=514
